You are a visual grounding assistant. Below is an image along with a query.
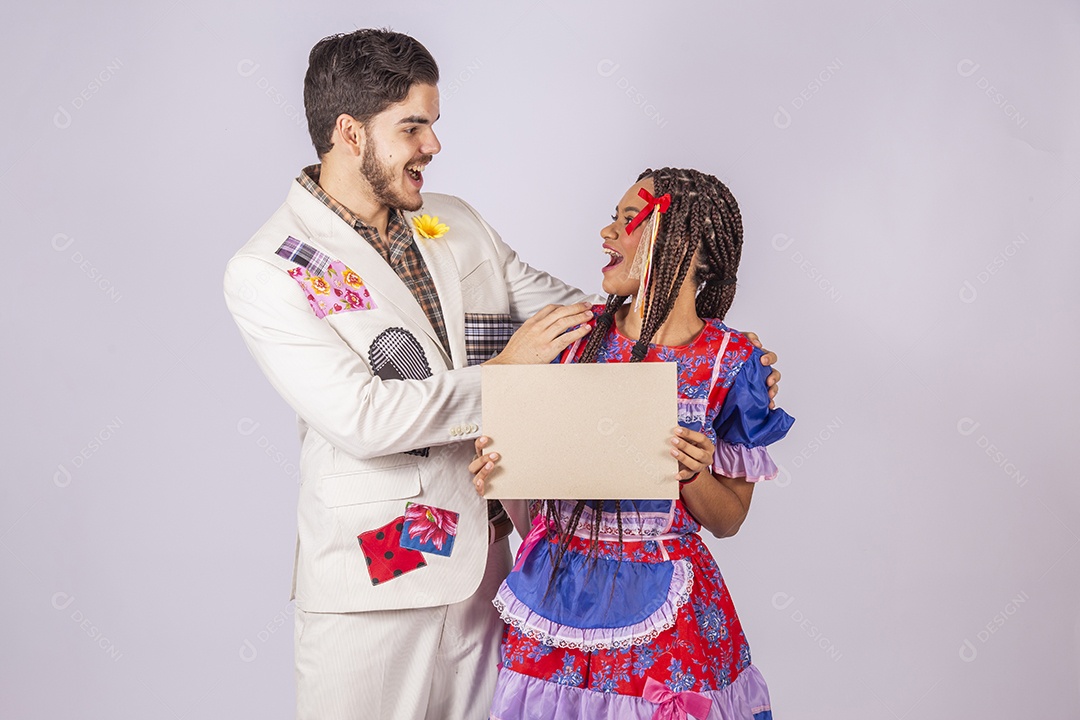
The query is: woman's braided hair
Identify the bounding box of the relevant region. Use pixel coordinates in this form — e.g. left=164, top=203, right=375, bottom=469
left=541, top=167, right=745, bottom=590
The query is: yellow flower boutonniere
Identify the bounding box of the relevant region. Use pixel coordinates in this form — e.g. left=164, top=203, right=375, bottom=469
left=412, top=214, right=449, bottom=240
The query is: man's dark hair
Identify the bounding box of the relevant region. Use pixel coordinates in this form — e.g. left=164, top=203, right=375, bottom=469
left=304, top=29, right=439, bottom=157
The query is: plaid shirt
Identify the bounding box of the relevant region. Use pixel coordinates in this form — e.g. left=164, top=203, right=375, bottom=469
left=297, top=165, right=450, bottom=356
left=298, top=166, right=508, bottom=525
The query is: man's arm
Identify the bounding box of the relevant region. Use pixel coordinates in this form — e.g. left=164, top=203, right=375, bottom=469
left=458, top=200, right=781, bottom=404
left=224, top=256, right=591, bottom=459
left=224, top=255, right=484, bottom=460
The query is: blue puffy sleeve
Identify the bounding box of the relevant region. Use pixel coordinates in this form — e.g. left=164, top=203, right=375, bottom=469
left=711, top=347, right=795, bottom=482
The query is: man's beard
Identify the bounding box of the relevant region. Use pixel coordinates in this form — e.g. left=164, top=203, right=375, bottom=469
left=360, top=135, right=423, bottom=212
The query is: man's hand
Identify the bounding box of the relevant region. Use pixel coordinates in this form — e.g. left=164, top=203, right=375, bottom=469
left=484, top=303, right=593, bottom=365
left=744, top=331, right=781, bottom=409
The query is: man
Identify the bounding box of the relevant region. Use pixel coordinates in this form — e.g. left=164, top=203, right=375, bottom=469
left=223, top=29, right=780, bottom=720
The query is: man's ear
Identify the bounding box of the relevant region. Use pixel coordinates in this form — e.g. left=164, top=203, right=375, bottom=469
left=333, top=113, right=365, bottom=158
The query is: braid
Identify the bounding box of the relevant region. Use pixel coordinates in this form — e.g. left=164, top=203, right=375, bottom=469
left=544, top=167, right=745, bottom=595
left=544, top=293, right=624, bottom=593
left=578, top=294, right=627, bottom=363
left=628, top=168, right=703, bottom=356
left=687, top=173, right=743, bottom=320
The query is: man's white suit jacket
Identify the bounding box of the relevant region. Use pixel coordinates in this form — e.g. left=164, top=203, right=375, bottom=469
left=224, top=181, right=584, bottom=613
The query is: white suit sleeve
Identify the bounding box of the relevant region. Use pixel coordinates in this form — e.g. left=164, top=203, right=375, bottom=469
left=224, top=255, right=481, bottom=460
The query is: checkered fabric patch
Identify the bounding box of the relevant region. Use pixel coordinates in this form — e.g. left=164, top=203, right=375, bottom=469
left=275, top=236, right=330, bottom=276
left=369, top=328, right=432, bottom=457
left=464, top=313, right=518, bottom=366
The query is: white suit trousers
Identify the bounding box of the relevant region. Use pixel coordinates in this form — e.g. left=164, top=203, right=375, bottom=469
left=295, top=538, right=512, bottom=720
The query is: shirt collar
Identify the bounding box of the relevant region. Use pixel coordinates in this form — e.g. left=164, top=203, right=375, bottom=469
left=297, top=164, right=413, bottom=258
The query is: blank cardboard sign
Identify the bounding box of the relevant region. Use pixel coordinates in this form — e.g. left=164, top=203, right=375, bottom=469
left=480, top=363, right=679, bottom=499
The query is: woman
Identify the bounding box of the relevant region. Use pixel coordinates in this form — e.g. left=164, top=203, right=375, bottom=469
left=470, top=167, right=794, bottom=719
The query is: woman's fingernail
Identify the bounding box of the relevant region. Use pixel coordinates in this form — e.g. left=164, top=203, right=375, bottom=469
left=674, top=427, right=685, bottom=435
left=490, top=453, right=499, bottom=460
left=485, top=462, right=493, bottom=470
left=671, top=437, right=680, bottom=445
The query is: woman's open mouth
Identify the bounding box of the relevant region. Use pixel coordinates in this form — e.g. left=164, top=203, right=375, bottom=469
left=602, top=247, right=624, bottom=272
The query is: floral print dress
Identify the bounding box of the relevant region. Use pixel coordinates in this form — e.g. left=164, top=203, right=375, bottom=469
left=489, top=309, right=794, bottom=720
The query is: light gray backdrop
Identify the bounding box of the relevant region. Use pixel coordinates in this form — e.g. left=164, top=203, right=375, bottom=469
left=3, top=0, right=1078, bottom=718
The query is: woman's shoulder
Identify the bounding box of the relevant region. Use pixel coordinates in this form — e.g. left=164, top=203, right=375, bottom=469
left=699, top=318, right=757, bottom=360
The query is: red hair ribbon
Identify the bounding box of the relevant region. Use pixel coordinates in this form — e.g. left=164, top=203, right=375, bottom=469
left=624, top=188, right=672, bottom=235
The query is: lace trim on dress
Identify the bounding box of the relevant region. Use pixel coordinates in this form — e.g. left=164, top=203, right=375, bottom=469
left=493, top=558, right=694, bottom=652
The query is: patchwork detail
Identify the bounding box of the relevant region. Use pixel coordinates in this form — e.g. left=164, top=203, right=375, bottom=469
left=369, top=328, right=432, bottom=457
left=357, top=517, right=427, bottom=585
left=464, top=313, right=518, bottom=366
left=278, top=238, right=377, bottom=320
left=276, top=235, right=331, bottom=276
left=400, top=503, right=459, bottom=557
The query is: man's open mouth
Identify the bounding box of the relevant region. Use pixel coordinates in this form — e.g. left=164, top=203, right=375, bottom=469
left=406, top=160, right=429, bottom=185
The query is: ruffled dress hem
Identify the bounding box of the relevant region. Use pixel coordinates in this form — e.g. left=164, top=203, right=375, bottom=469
left=490, top=664, right=773, bottom=720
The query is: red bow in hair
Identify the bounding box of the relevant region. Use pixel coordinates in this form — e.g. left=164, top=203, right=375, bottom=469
left=625, top=188, right=672, bottom=235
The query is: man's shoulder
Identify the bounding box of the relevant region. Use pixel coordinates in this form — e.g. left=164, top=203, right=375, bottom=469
left=413, top=193, right=496, bottom=243
left=416, top=192, right=476, bottom=219
left=224, top=182, right=331, bottom=294
left=230, top=181, right=326, bottom=263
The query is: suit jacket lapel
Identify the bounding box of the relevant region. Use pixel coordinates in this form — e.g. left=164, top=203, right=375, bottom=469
left=284, top=183, right=450, bottom=366
left=409, top=218, right=465, bottom=369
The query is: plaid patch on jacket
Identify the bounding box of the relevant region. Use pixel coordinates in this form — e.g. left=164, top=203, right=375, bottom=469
left=464, top=313, right=519, bottom=366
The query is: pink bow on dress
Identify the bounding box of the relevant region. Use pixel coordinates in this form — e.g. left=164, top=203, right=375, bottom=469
left=512, top=514, right=554, bottom=572
left=643, top=676, right=712, bottom=720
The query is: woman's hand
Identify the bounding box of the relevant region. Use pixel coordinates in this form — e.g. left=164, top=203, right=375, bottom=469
left=672, top=427, right=755, bottom=538
left=670, top=427, right=714, bottom=481
left=468, top=435, right=501, bottom=496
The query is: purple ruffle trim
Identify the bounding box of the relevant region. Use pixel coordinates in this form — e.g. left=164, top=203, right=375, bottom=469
left=490, top=665, right=772, bottom=720
left=713, top=441, right=778, bottom=482
left=492, top=559, right=694, bottom=652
